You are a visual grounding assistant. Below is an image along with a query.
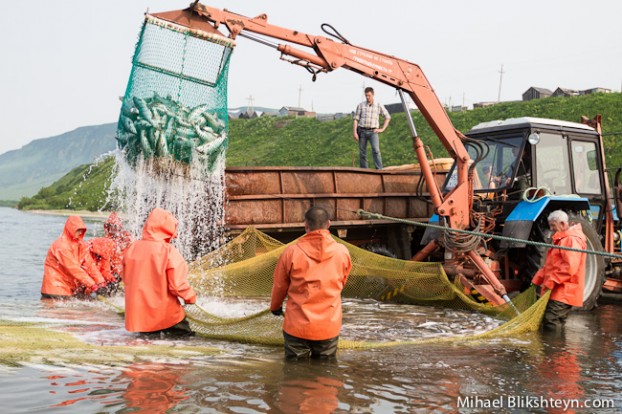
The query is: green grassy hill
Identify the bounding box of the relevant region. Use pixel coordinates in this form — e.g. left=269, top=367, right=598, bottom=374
left=0, top=123, right=117, bottom=201
left=18, top=157, right=116, bottom=211
left=18, top=92, right=622, bottom=211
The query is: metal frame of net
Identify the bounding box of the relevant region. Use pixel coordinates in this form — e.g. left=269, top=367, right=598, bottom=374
left=116, top=15, right=233, bottom=169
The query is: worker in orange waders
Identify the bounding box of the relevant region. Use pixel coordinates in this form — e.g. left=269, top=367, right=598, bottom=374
left=103, top=211, right=133, bottom=276
left=41, top=216, right=108, bottom=299
left=271, top=206, right=352, bottom=359
left=123, top=208, right=196, bottom=337
left=87, top=237, right=119, bottom=290
left=87, top=212, right=133, bottom=293
left=532, top=210, right=586, bottom=331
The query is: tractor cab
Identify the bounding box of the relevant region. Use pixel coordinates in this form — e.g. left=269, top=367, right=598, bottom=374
left=443, top=117, right=606, bottom=227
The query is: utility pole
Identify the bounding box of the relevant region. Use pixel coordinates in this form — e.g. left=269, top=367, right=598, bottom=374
left=246, top=94, right=254, bottom=113
left=497, top=64, right=505, bottom=103
left=298, top=85, right=302, bottom=108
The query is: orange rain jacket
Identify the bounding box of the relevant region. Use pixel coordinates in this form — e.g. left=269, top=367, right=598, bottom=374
left=271, top=229, right=352, bottom=340
left=42, top=216, right=106, bottom=297
left=104, top=212, right=133, bottom=276
left=87, top=237, right=117, bottom=283
left=123, top=208, right=196, bottom=333
left=532, top=224, right=587, bottom=307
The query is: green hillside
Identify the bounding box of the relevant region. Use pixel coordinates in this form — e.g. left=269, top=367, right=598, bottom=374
left=18, top=157, right=116, bottom=211
left=18, top=92, right=622, bottom=211
left=227, top=92, right=622, bottom=168
left=0, top=123, right=117, bottom=201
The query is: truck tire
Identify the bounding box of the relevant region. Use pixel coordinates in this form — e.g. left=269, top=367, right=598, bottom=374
left=524, top=214, right=605, bottom=311
left=361, top=243, right=397, bottom=258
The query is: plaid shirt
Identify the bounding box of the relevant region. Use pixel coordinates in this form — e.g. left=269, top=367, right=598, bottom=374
left=354, top=101, right=390, bottom=129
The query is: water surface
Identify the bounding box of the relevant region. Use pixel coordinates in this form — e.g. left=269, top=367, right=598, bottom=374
left=0, top=207, right=621, bottom=413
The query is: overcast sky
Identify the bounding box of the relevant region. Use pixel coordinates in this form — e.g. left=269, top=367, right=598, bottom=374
left=1, top=0, right=621, bottom=155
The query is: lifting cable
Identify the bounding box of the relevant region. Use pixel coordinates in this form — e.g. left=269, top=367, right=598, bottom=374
left=356, top=209, right=622, bottom=260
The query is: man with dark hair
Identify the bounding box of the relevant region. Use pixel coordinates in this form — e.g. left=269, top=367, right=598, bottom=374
left=353, top=86, right=391, bottom=169
left=271, top=206, right=352, bottom=359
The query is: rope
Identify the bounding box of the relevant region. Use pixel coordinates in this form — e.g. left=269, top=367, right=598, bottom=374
left=357, top=209, right=622, bottom=260
left=522, top=186, right=552, bottom=202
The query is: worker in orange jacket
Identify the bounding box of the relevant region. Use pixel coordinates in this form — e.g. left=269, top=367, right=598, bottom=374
left=88, top=237, right=118, bottom=285
left=271, top=206, right=352, bottom=359
left=123, top=208, right=196, bottom=336
left=41, top=215, right=107, bottom=299
left=532, top=210, right=586, bottom=331
left=103, top=212, right=133, bottom=277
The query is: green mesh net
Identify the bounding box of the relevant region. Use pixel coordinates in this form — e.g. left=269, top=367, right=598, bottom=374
left=116, top=16, right=234, bottom=170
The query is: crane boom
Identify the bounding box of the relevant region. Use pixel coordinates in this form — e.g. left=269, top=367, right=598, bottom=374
left=150, top=3, right=510, bottom=299
left=153, top=2, right=472, bottom=230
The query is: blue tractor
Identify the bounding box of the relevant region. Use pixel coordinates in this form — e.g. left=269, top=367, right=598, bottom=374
left=426, top=116, right=619, bottom=309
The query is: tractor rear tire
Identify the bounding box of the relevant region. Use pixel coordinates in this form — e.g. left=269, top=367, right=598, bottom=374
left=524, top=214, right=605, bottom=310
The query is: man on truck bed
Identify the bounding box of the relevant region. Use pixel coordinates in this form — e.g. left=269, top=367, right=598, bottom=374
left=532, top=210, right=587, bottom=331
left=353, top=87, right=390, bottom=170
left=270, top=206, right=352, bottom=359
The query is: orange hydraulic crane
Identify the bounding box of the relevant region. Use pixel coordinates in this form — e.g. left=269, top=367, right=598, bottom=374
left=152, top=2, right=512, bottom=305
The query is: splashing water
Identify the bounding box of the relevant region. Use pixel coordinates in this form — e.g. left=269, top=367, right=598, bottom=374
left=107, top=148, right=227, bottom=261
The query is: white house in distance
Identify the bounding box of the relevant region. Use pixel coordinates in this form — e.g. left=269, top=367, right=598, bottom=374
left=278, top=106, right=316, bottom=118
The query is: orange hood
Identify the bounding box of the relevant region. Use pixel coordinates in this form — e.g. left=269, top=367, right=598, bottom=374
left=141, top=208, right=178, bottom=243
left=63, top=215, right=87, bottom=242
left=553, top=223, right=586, bottom=245
left=104, top=211, right=124, bottom=237
left=297, top=230, right=337, bottom=261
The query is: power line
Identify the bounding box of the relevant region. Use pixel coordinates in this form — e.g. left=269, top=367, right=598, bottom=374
left=497, top=64, right=504, bottom=102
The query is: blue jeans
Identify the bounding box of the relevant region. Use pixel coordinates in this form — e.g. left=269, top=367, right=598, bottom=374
left=358, top=128, right=383, bottom=169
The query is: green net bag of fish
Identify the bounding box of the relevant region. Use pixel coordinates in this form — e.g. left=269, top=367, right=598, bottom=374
left=116, top=15, right=234, bottom=171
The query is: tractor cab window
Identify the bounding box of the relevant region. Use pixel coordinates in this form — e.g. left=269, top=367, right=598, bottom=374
left=534, top=133, right=571, bottom=195
left=572, top=141, right=601, bottom=194
left=444, top=137, right=523, bottom=192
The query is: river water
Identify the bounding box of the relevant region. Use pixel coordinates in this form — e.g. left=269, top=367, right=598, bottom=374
left=0, top=206, right=621, bottom=413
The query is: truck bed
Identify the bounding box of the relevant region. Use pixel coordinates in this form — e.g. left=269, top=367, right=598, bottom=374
left=225, top=165, right=448, bottom=232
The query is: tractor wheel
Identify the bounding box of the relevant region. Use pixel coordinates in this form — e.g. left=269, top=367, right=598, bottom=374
left=524, top=214, right=605, bottom=310
left=361, top=243, right=397, bottom=258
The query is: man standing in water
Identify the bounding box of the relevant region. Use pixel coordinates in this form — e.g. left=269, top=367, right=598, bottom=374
left=353, top=87, right=391, bottom=169
left=123, top=208, right=197, bottom=336
left=271, top=206, right=352, bottom=359
left=532, top=210, right=586, bottom=331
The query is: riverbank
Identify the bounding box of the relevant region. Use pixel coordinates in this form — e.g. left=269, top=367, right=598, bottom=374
left=25, top=209, right=110, bottom=219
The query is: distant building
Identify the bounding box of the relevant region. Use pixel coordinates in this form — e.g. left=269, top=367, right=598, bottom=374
left=446, top=105, right=468, bottom=113
left=582, top=87, right=612, bottom=95
left=552, top=87, right=580, bottom=98
left=278, top=106, right=316, bottom=118
left=316, top=112, right=349, bottom=122
left=473, top=101, right=498, bottom=109
left=522, top=87, right=553, bottom=101
left=238, top=109, right=258, bottom=119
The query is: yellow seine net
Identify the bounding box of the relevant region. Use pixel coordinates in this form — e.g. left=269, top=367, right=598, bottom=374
left=0, top=227, right=549, bottom=367
left=185, top=227, right=549, bottom=348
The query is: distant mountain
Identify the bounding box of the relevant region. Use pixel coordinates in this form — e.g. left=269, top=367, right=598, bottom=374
left=0, top=123, right=117, bottom=200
